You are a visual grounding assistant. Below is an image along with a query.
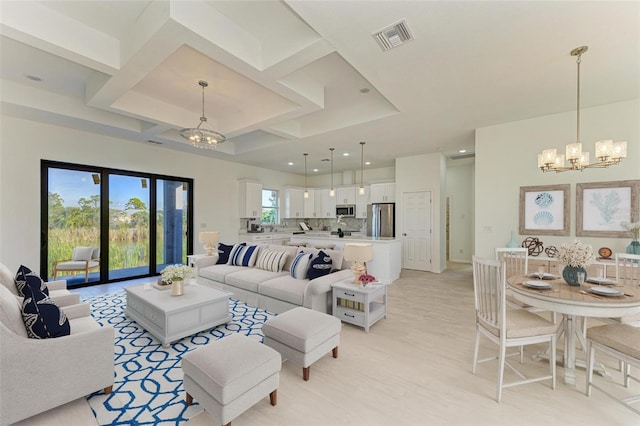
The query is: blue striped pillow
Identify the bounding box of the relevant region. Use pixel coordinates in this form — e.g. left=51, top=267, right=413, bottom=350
left=290, top=251, right=313, bottom=280
left=256, top=249, right=288, bottom=273
left=229, top=244, right=259, bottom=267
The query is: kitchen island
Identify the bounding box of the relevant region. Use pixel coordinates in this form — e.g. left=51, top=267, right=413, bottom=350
left=289, top=234, right=401, bottom=284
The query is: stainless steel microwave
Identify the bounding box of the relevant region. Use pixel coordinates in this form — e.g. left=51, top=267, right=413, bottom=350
left=336, top=205, right=356, bottom=217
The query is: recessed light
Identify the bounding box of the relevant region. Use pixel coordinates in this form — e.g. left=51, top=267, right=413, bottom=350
left=360, top=88, right=370, bottom=94
left=288, top=162, right=294, bottom=166
left=343, top=153, right=349, bottom=156
left=365, top=161, right=371, bottom=165
left=459, top=149, right=467, bottom=153
left=25, top=74, right=43, bottom=82
left=313, top=168, right=318, bottom=172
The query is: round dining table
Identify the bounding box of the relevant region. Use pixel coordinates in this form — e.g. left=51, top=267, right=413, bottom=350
left=507, top=274, right=640, bottom=386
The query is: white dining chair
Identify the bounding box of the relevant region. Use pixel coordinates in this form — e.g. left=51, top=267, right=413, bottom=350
left=586, top=323, right=640, bottom=415
left=472, top=256, right=557, bottom=402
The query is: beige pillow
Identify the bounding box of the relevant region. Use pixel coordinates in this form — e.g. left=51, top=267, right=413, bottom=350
left=72, top=246, right=94, bottom=261
left=256, top=249, right=288, bottom=273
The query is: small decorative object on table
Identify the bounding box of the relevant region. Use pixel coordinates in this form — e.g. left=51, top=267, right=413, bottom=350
left=160, top=264, right=195, bottom=296
left=621, top=221, right=640, bottom=255
left=544, top=246, right=558, bottom=258
left=359, top=274, right=376, bottom=287
left=506, top=231, right=519, bottom=248
left=522, top=237, right=544, bottom=256
left=597, top=247, right=612, bottom=260
left=557, top=240, right=595, bottom=286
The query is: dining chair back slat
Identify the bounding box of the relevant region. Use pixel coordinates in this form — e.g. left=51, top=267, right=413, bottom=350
left=615, top=253, right=640, bottom=287
left=495, top=248, right=528, bottom=278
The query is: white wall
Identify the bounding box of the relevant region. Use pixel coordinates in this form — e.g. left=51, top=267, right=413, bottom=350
left=447, top=160, right=475, bottom=263
left=0, top=115, right=303, bottom=271
left=395, top=153, right=447, bottom=273
left=475, top=99, right=640, bottom=259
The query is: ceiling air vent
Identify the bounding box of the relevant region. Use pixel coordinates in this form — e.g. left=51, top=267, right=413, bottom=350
left=449, top=153, right=476, bottom=160
left=372, top=19, right=414, bottom=51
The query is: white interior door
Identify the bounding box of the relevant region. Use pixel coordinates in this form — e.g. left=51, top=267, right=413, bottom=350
left=402, top=191, right=431, bottom=271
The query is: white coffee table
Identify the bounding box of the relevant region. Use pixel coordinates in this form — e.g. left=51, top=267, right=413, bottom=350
left=124, top=281, right=232, bottom=346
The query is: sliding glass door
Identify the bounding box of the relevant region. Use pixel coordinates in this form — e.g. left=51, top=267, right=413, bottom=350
left=41, top=161, right=193, bottom=287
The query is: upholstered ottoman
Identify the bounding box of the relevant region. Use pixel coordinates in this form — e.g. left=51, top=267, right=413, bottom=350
left=262, top=307, right=341, bottom=381
left=182, top=334, right=281, bottom=426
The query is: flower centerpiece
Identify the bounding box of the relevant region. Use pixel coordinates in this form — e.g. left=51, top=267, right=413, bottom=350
left=621, top=221, right=640, bottom=255
left=557, top=240, right=595, bottom=286
left=359, top=273, right=376, bottom=287
left=160, top=264, right=194, bottom=296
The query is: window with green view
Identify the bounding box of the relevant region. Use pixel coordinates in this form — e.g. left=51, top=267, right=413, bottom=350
left=262, top=189, right=279, bottom=224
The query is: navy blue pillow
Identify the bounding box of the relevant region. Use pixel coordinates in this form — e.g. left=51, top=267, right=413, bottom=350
left=307, top=250, right=333, bottom=280
left=15, top=265, right=49, bottom=298
left=217, top=243, right=235, bottom=264
left=21, top=283, right=70, bottom=339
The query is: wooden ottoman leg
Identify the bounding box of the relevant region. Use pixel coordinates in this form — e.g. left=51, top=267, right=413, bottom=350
left=104, top=385, right=113, bottom=395
left=332, top=346, right=338, bottom=358
left=186, top=392, right=193, bottom=406
left=270, top=389, right=278, bottom=406
left=303, top=366, right=310, bottom=381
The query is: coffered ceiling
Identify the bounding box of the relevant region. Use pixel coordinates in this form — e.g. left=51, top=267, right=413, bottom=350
left=1, top=1, right=638, bottom=175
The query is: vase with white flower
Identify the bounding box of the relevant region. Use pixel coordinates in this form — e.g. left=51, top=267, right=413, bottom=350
left=160, top=264, right=195, bottom=296
left=557, top=240, right=595, bottom=286
left=621, top=221, right=640, bottom=255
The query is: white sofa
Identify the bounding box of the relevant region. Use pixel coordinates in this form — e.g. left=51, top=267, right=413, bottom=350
left=0, top=262, right=80, bottom=307
left=196, top=244, right=352, bottom=314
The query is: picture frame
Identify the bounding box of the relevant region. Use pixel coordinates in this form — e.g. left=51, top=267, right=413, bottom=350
left=519, top=184, right=570, bottom=236
left=576, top=180, right=640, bottom=237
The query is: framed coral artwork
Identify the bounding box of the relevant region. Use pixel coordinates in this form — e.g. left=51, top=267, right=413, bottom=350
left=576, top=180, right=640, bottom=237
left=519, top=184, right=570, bottom=236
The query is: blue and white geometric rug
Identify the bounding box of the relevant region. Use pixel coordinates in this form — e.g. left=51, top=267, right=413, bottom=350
left=84, top=291, right=275, bottom=425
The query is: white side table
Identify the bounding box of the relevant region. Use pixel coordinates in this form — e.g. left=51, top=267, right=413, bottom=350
left=187, top=254, right=213, bottom=268
left=332, top=280, right=387, bottom=332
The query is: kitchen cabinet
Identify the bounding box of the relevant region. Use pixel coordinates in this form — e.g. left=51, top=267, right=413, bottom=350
left=283, top=186, right=304, bottom=218
left=303, top=188, right=316, bottom=218
left=369, top=182, right=396, bottom=203
left=317, top=188, right=336, bottom=218
left=355, top=186, right=369, bottom=218
left=336, top=186, right=357, bottom=205
left=238, top=179, right=262, bottom=218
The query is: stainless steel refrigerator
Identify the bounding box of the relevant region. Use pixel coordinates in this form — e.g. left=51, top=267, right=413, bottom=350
left=366, top=203, right=395, bottom=237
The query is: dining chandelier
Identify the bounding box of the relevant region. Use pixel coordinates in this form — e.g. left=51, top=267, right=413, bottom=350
left=537, top=46, right=627, bottom=173
left=329, top=148, right=335, bottom=197
left=180, top=80, right=226, bottom=149
left=359, top=141, right=366, bottom=195
left=303, top=153, right=309, bottom=199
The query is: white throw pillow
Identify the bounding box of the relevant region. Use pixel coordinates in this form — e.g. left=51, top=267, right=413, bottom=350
left=290, top=251, right=313, bottom=280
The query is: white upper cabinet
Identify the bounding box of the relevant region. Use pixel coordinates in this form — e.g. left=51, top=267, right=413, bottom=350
left=303, top=188, right=316, bottom=218
left=355, top=186, right=370, bottom=218
left=336, top=186, right=357, bottom=205
left=369, top=182, right=396, bottom=203
left=239, top=179, right=262, bottom=218
left=317, top=188, right=336, bottom=218
left=283, top=186, right=304, bottom=218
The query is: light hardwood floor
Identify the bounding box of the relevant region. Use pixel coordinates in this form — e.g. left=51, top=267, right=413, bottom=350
left=19, top=266, right=638, bottom=425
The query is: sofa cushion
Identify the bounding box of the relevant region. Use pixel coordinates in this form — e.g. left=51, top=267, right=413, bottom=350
left=255, top=249, right=288, bottom=273
left=0, top=263, right=18, bottom=296
left=217, top=243, right=234, bottom=264
left=21, top=283, right=70, bottom=339
left=259, top=245, right=298, bottom=272
left=226, top=268, right=288, bottom=293
left=0, top=284, right=28, bottom=337
left=290, top=252, right=313, bottom=280
left=15, top=265, right=49, bottom=298
left=229, top=244, right=259, bottom=267
left=72, top=246, right=94, bottom=261
left=199, top=264, right=247, bottom=283
left=91, top=247, right=101, bottom=259
left=259, top=275, right=307, bottom=306
left=307, top=250, right=333, bottom=280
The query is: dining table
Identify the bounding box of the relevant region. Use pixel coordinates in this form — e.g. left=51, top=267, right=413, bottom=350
left=507, top=274, right=640, bottom=386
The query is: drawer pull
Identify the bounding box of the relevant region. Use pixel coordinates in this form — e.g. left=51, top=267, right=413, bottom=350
left=344, top=313, right=356, bottom=318
left=344, top=292, right=355, bottom=297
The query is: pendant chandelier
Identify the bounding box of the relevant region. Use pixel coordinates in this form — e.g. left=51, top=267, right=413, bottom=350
left=303, top=153, right=309, bottom=199
left=359, top=141, right=366, bottom=195
left=180, top=80, right=226, bottom=149
left=538, top=46, right=627, bottom=172
left=329, top=148, right=335, bottom=197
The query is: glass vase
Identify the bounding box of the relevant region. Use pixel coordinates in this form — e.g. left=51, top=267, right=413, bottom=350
left=626, top=240, right=640, bottom=255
